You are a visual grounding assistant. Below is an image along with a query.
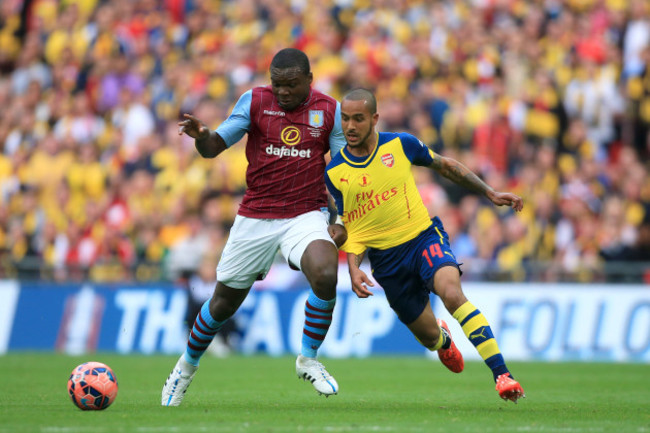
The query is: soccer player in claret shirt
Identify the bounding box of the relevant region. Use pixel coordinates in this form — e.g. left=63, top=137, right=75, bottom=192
left=162, top=48, right=347, bottom=406
left=325, top=89, right=525, bottom=403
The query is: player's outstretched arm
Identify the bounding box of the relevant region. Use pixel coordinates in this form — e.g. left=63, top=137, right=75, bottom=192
left=347, top=252, right=374, bottom=298
left=178, top=113, right=228, bottom=158
left=429, top=154, right=523, bottom=212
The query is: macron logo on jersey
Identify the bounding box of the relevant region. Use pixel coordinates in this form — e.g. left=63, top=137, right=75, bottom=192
left=265, top=144, right=312, bottom=158
left=264, top=110, right=285, bottom=116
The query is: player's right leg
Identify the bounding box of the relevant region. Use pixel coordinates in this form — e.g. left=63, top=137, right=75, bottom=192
left=406, top=301, right=464, bottom=373
left=163, top=215, right=280, bottom=406
left=162, top=282, right=250, bottom=406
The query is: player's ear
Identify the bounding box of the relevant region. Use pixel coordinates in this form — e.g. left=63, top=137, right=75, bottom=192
left=372, top=112, right=379, bottom=127
left=307, top=72, right=313, bottom=85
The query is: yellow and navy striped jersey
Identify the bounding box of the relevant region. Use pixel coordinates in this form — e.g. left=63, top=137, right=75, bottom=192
left=324, top=132, right=436, bottom=255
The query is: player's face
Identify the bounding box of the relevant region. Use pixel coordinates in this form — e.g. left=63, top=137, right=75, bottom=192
left=341, top=99, right=378, bottom=152
left=270, top=67, right=313, bottom=111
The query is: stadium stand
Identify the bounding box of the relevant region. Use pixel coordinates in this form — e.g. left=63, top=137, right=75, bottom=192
left=0, top=0, right=648, bottom=283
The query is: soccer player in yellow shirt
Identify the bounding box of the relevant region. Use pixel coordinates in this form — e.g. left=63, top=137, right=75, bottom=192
left=325, top=89, right=525, bottom=403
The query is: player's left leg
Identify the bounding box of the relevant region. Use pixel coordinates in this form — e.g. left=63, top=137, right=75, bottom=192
left=295, top=238, right=339, bottom=395
left=433, top=266, right=525, bottom=403
left=281, top=210, right=339, bottom=396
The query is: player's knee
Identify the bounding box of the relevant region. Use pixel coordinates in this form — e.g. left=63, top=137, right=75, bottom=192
left=441, top=290, right=467, bottom=314
left=434, top=277, right=466, bottom=313
left=306, top=264, right=338, bottom=293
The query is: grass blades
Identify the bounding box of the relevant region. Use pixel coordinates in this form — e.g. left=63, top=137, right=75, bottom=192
left=1, top=353, right=649, bottom=433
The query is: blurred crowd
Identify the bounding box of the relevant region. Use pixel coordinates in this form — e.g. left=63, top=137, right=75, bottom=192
left=0, top=0, right=649, bottom=284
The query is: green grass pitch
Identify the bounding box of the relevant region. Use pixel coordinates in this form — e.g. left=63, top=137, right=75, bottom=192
left=1, top=353, right=648, bottom=433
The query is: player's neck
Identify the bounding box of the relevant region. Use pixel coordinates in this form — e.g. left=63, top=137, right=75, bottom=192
left=348, top=132, right=378, bottom=158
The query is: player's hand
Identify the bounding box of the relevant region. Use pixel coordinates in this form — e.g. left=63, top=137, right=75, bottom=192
left=328, top=224, right=348, bottom=248
left=488, top=191, right=524, bottom=212
left=178, top=113, right=210, bottom=140
left=349, top=268, right=374, bottom=298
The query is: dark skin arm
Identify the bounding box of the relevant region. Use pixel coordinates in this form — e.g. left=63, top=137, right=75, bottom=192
left=328, top=223, right=347, bottom=248
left=429, top=154, right=524, bottom=211
left=327, top=194, right=348, bottom=248
left=178, top=113, right=228, bottom=158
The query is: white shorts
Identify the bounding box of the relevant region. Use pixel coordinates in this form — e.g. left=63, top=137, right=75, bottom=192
left=216, top=209, right=335, bottom=289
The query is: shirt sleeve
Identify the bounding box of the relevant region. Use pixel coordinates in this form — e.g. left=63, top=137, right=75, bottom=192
left=328, top=102, right=346, bottom=157
left=340, top=238, right=366, bottom=255
left=215, top=90, right=252, bottom=147
left=400, top=132, right=435, bottom=166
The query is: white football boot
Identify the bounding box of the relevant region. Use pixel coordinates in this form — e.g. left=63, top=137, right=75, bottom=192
left=161, top=355, right=198, bottom=406
left=296, top=355, right=338, bottom=396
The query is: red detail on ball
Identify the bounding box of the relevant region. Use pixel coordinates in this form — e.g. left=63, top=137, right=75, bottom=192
left=67, top=361, right=118, bottom=410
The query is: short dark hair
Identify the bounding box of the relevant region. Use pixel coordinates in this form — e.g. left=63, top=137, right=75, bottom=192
left=342, top=88, right=377, bottom=114
left=270, top=48, right=310, bottom=75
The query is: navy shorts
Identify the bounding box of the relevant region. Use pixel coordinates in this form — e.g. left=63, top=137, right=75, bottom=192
left=367, top=217, right=461, bottom=325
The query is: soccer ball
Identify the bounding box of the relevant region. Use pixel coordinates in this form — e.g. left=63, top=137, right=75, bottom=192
left=67, top=361, right=118, bottom=410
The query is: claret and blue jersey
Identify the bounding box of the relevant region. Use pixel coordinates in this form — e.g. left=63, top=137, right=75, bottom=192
left=215, top=86, right=346, bottom=219
left=324, top=131, right=437, bottom=255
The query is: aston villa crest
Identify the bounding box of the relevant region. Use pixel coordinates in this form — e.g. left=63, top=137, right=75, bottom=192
left=309, top=110, right=324, bottom=127
left=381, top=153, right=394, bottom=167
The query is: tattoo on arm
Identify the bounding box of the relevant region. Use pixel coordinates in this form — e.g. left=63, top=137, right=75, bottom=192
left=348, top=252, right=365, bottom=269
left=430, top=154, right=444, bottom=170
left=431, top=155, right=492, bottom=196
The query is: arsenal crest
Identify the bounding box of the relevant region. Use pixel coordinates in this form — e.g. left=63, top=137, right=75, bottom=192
left=381, top=153, right=394, bottom=167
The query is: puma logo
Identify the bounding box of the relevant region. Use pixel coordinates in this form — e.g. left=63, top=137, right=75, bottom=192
left=470, top=327, right=488, bottom=341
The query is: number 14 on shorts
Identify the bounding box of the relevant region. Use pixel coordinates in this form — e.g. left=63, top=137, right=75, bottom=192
left=422, top=243, right=443, bottom=267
